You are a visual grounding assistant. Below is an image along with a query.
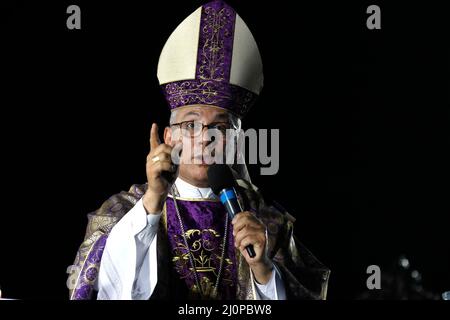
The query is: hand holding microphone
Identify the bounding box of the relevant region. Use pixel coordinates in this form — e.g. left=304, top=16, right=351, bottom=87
left=208, top=164, right=273, bottom=284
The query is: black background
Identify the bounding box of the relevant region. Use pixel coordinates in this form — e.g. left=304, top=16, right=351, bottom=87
left=1, top=0, right=449, bottom=300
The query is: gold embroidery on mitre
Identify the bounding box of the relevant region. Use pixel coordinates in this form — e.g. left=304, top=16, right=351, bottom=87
left=166, top=81, right=232, bottom=107
left=198, top=6, right=232, bottom=81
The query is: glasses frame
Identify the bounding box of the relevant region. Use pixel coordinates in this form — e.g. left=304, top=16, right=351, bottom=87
left=170, top=120, right=235, bottom=137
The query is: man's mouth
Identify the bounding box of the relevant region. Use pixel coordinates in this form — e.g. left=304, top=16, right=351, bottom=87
left=192, top=155, right=214, bottom=165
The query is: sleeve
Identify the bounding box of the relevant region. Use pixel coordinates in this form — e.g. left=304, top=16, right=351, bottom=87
left=97, top=198, right=161, bottom=300
left=259, top=200, right=331, bottom=300
left=253, top=263, right=287, bottom=300
left=272, top=221, right=331, bottom=300
left=68, top=214, right=116, bottom=300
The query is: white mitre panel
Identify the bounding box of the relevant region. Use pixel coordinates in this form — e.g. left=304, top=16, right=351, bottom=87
left=157, top=7, right=201, bottom=85
left=229, top=14, right=264, bottom=94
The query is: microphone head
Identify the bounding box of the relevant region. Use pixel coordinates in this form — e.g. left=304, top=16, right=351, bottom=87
left=207, top=164, right=236, bottom=195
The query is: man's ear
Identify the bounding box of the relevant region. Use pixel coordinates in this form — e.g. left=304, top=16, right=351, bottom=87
left=164, top=126, right=172, bottom=145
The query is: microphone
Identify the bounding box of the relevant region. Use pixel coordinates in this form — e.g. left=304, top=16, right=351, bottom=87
left=161, top=164, right=178, bottom=184
left=207, top=164, right=256, bottom=258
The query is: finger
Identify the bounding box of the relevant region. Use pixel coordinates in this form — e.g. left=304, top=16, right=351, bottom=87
left=153, top=161, right=176, bottom=173
left=232, top=220, right=256, bottom=237
left=232, top=219, right=261, bottom=237
left=148, top=152, right=172, bottom=163
left=231, top=211, right=254, bottom=225
left=150, top=123, right=162, bottom=150
left=232, top=216, right=262, bottom=236
left=239, top=235, right=264, bottom=252
left=148, top=144, right=173, bottom=159
left=234, top=229, right=259, bottom=248
left=238, top=236, right=263, bottom=260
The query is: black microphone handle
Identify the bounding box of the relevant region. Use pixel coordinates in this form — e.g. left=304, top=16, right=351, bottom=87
left=222, top=193, right=256, bottom=258
left=161, top=164, right=178, bottom=184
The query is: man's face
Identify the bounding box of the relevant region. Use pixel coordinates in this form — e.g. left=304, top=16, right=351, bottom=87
left=164, top=105, right=233, bottom=188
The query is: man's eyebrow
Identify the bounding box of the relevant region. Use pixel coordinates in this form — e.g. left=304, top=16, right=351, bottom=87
left=212, top=113, right=230, bottom=121
left=182, top=111, right=200, bottom=119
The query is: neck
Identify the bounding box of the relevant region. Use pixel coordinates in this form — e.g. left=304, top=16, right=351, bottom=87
left=178, top=173, right=210, bottom=188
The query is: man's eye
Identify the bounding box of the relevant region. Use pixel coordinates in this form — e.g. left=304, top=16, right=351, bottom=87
left=213, top=124, right=230, bottom=131
left=185, top=122, right=196, bottom=129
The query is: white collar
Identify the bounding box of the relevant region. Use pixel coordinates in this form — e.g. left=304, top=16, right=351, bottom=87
left=173, top=177, right=217, bottom=200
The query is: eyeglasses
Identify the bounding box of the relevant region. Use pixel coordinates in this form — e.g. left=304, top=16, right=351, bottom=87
left=170, top=120, right=234, bottom=137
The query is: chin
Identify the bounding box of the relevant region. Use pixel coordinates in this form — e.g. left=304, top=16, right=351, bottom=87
left=180, top=164, right=210, bottom=186
left=192, top=164, right=209, bottom=180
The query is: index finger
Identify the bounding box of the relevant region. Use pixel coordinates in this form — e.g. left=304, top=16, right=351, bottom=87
left=232, top=211, right=253, bottom=225
left=150, top=123, right=162, bottom=150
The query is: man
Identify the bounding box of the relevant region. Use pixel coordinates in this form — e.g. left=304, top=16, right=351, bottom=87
left=68, top=0, right=330, bottom=300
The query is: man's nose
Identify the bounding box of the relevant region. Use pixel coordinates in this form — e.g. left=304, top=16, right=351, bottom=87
left=201, top=128, right=216, bottom=146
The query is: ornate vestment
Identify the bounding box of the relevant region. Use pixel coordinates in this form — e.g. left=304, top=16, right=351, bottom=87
left=68, top=179, right=330, bottom=300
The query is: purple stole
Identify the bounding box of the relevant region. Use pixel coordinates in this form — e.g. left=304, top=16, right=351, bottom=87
left=165, top=196, right=238, bottom=299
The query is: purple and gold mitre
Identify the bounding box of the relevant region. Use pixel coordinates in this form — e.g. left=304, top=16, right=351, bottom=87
left=157, top=0, right=264, bottom=118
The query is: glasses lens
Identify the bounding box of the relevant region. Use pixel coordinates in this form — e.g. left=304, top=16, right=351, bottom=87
left=178, top=121, right=233, bottom=137
left=180, top=121, right=202, bottom=137
left=215, top=123, right=231, bottom=134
